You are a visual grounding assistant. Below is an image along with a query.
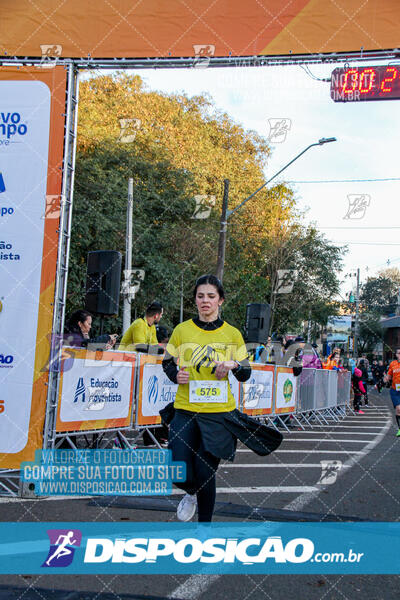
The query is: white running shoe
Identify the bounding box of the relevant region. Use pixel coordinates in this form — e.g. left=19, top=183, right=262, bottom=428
left=177, top=493, right=197, bottom=521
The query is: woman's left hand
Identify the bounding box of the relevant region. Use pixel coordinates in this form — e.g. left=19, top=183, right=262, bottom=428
left=214, top=360, right=236, bottom=380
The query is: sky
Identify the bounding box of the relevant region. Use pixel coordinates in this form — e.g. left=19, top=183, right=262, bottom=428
left=91, top=60, right=400, bottom=302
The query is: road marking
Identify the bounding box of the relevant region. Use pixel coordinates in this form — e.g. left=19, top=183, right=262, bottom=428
left=171, top=486, right=319, bottom=495
left=280, top=438, right=376, bottom=443
left=286, top=411, right=392, bottom=514
left=255, top=449, right=363, bottom=454
left=287, top=431, right=380, bottom=435
left=169, top=403, right=391, bottom=600
left=219, top=463, right=351, bottom=468
left=300, top=425, right=386, bottom=429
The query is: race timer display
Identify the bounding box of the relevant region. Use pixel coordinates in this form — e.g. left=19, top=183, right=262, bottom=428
left=331, top=65, right=400, bottom=102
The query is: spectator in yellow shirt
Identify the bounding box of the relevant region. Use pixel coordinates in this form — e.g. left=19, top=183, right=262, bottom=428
left=119, top=301, right=163, bottom=353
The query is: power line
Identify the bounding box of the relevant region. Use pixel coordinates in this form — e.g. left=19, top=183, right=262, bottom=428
left=287, top=177, right=400, bottom=184
left=319, top=226, right=400, bottom=230
left=342, top=242, right=400, bottom=246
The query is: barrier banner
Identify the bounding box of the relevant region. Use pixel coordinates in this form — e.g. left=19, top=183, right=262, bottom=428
left=0, top=67, right=66, bottom=468
left=243, top=365, right=274, bottom=416
left=56, top=349, right=135, bottom=432
left=136, top=357, right=241, bottom=425
left=274, top=367, right=297, bottom=414
left=136, top=355, right=178, bottom=426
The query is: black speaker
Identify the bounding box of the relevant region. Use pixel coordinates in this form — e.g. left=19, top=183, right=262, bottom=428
left=245, top=303, right=271, bottom=343
left=85, top=250, right=122, bottom=315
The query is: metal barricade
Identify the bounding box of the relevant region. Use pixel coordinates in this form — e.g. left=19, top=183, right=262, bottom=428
left=297, top=368, right=316, bottom=412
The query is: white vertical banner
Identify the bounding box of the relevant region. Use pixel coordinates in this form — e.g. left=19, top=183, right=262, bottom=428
left=0, top=80, right=51, bottom=454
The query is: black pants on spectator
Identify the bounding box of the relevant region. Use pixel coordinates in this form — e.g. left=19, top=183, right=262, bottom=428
left=168, top=410, right=220, bottom=522
left=354, top=392, right=362, bottom=412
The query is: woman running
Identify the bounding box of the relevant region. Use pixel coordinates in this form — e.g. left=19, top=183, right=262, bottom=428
left=161, top=274, right=282, bottom=522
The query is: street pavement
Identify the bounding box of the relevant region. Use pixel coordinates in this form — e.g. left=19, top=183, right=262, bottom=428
left=0, top=389, right=398, bottom=599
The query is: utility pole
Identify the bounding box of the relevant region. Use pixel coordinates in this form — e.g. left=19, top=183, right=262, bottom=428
left=122, top=178, right=133, bottom=333
left=180, top=271, right=184, bottom=322
left=216, top=179, right=229, bottom=282
left=215, top=138, right=336, bottom=283
left=354, top=267, right=360, bottom=359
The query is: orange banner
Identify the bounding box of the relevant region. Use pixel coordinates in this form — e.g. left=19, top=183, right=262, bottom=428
left=242, top=364, right=275, bottom=416
left=1, top=1, right=399, bottom=59
left=274, top=366, right=297, bottom=415
left=56, top=349, right=136, bottom=432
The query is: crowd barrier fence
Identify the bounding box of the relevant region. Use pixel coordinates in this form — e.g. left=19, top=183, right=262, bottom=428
left=1, top=349, right=353, bottom=496
left=53, top=350, right=352, bottom=444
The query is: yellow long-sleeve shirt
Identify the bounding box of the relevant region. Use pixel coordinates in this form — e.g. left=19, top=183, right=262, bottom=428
left=119, top=317, right=157, bottom=351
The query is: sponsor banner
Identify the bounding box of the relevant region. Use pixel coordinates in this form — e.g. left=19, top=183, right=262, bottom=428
left=136, top=355, right=178, bottom=426
left=20, top=449, right=186, bottom=496
left=0, top=522, right=398, bottom=574
left=56, top=349, right=135, bottom=432
left=274, top=367, right=297, bottom=414
left=242, top=365, right=274, bottom=416
left=0, top=67, right=66, bottom=467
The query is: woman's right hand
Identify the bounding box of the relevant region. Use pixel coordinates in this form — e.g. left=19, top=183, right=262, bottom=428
left=177, top=367, right=190, bottom=384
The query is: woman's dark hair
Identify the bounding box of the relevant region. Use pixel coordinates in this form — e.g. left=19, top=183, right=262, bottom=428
left=193, top=274, right=225, bottom=299
left=66, top=309, right=92, bottom=333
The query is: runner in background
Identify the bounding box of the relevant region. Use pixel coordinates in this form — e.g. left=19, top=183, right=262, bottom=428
left=384, top=349, right=400, bottom=437
left=352, top=367, right=366, bottom=414
left=357, top=358, right=369, bottom=406
left=161, top=274, right=282, bottom=522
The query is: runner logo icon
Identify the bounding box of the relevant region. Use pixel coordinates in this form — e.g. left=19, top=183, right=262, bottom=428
left=42, top=529, right=82, bottom=567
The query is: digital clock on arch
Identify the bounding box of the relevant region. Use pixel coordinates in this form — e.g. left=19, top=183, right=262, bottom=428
left=331, top=65, right=400, bottom=102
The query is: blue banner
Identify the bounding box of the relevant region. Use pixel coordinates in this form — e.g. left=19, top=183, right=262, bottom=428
left=0, top=522, right=398, bottom=574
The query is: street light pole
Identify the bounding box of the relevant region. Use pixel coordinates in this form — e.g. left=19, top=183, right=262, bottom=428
left=216, top=138, right=337, bottom=281
left=216, top=179, right=229, bottom=281
left=122, top=178, right=133, bottom=333
left=354, top=267, right=360, bottom=359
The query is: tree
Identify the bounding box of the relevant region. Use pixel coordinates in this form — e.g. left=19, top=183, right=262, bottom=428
left=68, top=72, right=345, bottom=336
left=360, top=276, right=398, bottom=317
